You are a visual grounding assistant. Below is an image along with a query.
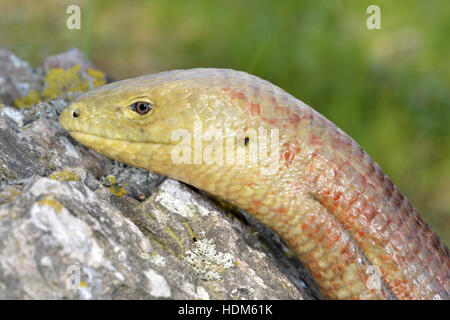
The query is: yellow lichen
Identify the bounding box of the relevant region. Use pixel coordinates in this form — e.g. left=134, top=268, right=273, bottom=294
left=164, top=225, right=185, bottom=250
left=14, top=65, right=107, bottom=108
left=106, top=174, right=117, bottom=185
left=280, top=281, right=292, bottom=295
left=14, top=90, right=41, bottom=108
left=284, top=248, right=295, bottom=258
left=37, top=194, right=63, bottom=213
left=87, top=68, right=106, bottom=87
left=79, top=280, right=88, bottom=288
left=105, top=174, right=127, bottom=197
left=42, top=65, right=89, bottom=99
left=182, top=221, right=197, bottom=242
left=49, top=170, right=79, bottom=182
left=108, top=186, right=127, bottom=197
left=0, top=186, right=21, bottom=203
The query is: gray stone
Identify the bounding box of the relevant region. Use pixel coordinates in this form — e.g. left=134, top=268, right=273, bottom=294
left=42, top=48, right=96, bottom=75
left=0, top=49, right=43, bottom=105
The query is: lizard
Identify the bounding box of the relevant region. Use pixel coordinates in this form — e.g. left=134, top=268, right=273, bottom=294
left=59, top=68, right=449, bottom=299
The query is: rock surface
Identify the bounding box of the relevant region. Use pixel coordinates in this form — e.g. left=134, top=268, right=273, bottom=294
left=0, top=49, right=321, bottom=300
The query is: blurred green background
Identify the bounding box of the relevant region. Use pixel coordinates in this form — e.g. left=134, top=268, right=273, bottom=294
left=1, top=0, right=449, bottom=244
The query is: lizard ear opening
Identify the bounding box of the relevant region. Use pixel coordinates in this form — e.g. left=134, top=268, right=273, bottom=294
left=129, top=101, right=153, bottom=115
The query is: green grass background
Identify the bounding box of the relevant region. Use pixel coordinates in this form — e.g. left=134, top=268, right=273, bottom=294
left=1, top=0, right=449, bottom=244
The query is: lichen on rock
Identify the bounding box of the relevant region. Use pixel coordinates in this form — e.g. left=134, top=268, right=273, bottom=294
left=14, top=65, right=106, bottom=108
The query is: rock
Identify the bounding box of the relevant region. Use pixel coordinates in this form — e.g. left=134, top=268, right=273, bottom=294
left=42, top=48, right=96, bottom=75
left=0, top=49, right=43, bottom=106
left=0, top=49, right=321, bottom=300
left=41, top=48, right=115, bottom=83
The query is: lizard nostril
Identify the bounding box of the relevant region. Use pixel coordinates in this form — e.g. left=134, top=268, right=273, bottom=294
left=72, top=109, right=80, bottom=118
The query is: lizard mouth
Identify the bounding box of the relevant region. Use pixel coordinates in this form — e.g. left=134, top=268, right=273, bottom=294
left=67, top=131, right=175, bottom=146
left=67, top=131, right=156, bottom=157
left=66, top=131, right=173, bottom=170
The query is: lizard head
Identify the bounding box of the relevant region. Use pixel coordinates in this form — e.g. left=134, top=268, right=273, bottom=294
left=59, top=68, right=274, bottom=180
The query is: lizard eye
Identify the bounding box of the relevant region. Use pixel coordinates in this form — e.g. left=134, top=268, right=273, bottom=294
left=129, top=101, right=153, bottom=115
